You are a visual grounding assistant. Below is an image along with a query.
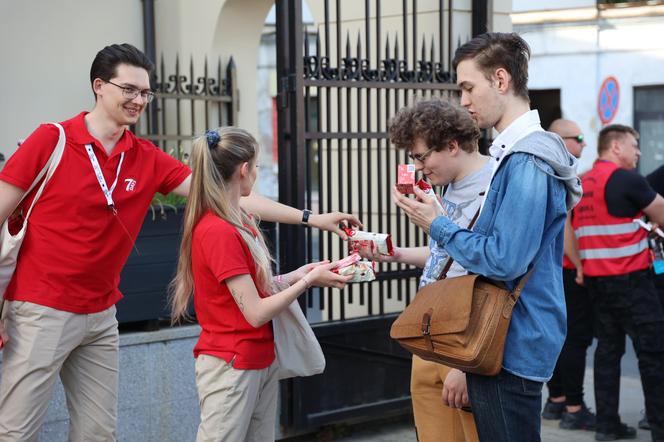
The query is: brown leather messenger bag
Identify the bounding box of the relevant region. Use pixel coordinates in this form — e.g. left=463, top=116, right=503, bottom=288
left=389, top=209, right=535, bottom=376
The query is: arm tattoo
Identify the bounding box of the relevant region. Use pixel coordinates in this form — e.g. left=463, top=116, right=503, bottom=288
left=230, top=287, right=246, bottom=312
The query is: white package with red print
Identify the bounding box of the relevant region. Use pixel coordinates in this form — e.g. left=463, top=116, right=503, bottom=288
left=337, top=260, right=376, bottom=283
left=332, top=252, right=376, bottom=283
left=344, top=228, right=394, bottom=256
left=416, top=179, right=445, bottom=213
left=333, top=252, right=362, bottom=269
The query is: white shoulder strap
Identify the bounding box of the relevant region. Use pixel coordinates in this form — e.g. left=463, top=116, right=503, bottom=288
left=22, top=123, right=66, bottom=221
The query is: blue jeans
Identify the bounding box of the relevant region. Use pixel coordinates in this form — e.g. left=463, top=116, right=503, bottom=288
left=467, top=370, right=543, bottom=442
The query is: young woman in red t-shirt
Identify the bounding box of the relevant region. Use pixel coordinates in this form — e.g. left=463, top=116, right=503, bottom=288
left=169, top=127, right=350, bottom=441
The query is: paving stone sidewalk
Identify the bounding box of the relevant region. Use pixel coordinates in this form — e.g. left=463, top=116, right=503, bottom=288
left=336, top=369, right=651, bottom=442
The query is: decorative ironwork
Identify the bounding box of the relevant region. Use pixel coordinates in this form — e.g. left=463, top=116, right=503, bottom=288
left=135, top=53, right=238, bottom=159
left=303, top=33, right=455, bottom=84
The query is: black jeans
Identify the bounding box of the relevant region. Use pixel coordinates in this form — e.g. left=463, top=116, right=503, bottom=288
left=586, top=269, right=664, bottom=440
left=547, top=268, right=594, bottom=406
left=467, top=370, right=543, bottom=442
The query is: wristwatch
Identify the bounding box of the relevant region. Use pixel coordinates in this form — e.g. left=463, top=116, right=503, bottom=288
left=301, top=209, right=311, bottom=225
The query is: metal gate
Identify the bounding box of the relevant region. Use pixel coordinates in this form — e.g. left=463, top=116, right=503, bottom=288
left=275, top=0, right=487, bottom=435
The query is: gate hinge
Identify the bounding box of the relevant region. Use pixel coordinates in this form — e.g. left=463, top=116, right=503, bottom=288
left=277, top=74, right=297, bottom=109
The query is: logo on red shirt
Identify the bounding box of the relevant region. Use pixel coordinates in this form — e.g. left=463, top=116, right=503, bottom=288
left=124, top=178, right=137, bottom=191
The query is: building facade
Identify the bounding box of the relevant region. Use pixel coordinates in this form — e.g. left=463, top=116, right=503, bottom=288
left=513, top=0, right=664, bottom=175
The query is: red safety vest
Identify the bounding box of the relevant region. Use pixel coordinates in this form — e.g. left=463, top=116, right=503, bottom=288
left=572, top=160, right=651, bottom=277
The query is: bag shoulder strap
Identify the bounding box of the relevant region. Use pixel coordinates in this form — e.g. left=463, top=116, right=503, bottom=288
left=437, top=204, right=482, bottom=281
left=22, top=123, right=66, bottom=221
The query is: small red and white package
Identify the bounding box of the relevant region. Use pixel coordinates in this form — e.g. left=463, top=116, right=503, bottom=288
left=333, top=253, right=376, bottom=282
left=397, top=164, right=416, bottom=194
left=342, top=227, right=395, bottom=256
left=333, top=252, right=362, bottom=269
left=415, top=179, right=445, bottom=212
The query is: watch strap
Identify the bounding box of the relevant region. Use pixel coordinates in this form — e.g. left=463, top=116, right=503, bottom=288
left=301, top=209, right=311, bottom=224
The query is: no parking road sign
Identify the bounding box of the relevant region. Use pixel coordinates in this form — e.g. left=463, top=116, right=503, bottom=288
left=598, top=76, right=620, bottom=125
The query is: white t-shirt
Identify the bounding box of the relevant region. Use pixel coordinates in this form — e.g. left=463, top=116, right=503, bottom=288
left=419, top=158, right=493, bottom=287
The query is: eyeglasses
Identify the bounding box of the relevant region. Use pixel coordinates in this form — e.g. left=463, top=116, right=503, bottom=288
left=105, top=80, right=155, bottom=103
left=562, top=134, right=584, bottom=144
left=408, top=146, right=438, bottom=163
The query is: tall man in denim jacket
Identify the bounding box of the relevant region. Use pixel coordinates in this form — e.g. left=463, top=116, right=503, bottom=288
left=393, top=32, right=582, bottom=441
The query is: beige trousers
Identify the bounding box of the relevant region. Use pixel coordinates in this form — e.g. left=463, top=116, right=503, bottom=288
left=0, top=301, right=119, bottom=442
left=195, top=354, right=279, bottom=442
left=411, top=355, right=479, bottom=442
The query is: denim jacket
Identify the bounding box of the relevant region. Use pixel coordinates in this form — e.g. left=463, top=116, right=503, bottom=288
left=429, top=133, right=577, bottom=381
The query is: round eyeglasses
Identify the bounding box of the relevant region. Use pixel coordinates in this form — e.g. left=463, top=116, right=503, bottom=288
left=408, top=146, right=438, bottom=163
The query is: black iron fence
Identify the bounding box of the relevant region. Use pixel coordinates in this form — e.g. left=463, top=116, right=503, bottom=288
left=278, top=0, right=462, bottom=323
left=275, top=0, right=488, bottom=434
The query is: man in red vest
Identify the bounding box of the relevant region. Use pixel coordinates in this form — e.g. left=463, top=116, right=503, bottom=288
left=572, top=124, right=664, bottom=441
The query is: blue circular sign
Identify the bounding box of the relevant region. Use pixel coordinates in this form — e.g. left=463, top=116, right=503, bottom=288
left=598, top=77, right=620, bottom=125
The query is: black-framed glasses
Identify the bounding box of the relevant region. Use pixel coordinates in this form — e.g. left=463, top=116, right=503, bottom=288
left=408, top=146, right=438, bottom=163
left=106, top=80, right=155, bottom=103
left=563, top=134, right=584, bottom=144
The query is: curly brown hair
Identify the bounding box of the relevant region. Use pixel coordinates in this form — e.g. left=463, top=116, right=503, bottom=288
left=388, top=99, right=480, bottom=153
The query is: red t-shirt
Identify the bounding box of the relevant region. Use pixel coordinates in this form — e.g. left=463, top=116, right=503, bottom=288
left=0, top=112, right=191, bottom=313
left=191, top=212, right=275, bottom=370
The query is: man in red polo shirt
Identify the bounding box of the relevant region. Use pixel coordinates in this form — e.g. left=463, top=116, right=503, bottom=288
left=0, top=43, right=359, bottom=441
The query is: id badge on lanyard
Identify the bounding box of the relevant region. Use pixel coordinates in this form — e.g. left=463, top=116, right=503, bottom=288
left=652, top=239, right=664, bottom=275
left=634, top=218, right=664, bottom=274
left=84, top=144, right=124, bottom=214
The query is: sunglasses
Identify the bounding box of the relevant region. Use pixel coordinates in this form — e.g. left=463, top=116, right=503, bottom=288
left=562, top=134, right=584, bottom=144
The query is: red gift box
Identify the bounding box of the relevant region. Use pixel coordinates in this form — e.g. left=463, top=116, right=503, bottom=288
left=397, top=164, right=416, bottom=194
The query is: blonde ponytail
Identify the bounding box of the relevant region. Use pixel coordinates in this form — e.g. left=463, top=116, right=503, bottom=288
left=169, top=127, right=274, bottom=324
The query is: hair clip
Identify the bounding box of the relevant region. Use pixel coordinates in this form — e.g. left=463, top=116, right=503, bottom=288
left=205, top=130, right=220, bottom=150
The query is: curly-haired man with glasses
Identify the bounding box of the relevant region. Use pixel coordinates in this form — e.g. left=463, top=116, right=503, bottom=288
left=362, top=98, right=491, bottom=442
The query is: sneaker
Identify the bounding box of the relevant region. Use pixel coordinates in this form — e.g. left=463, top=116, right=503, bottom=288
left=560, top=404, right=596, bottom=430
left=638, top=411, right=651, bottom=431
left=542, top=400, right=565, bottom=420
left=595, top=423, right=637, bottom=441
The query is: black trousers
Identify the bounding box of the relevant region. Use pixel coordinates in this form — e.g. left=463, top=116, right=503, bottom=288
left=547, top=268, right=594, bottom=406
left=586, top=269, right=664, bottom=440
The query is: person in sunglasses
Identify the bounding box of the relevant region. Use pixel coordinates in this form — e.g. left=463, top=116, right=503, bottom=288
left=541, top=119, right=596, bottom=431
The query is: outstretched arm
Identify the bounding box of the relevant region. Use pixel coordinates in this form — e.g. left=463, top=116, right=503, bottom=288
left=239, top=193, right=363, bottom=239
left=171, top=178, right=363, bottom=240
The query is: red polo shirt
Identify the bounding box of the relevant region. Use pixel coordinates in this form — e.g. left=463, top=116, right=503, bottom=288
left=0, top=112, right=191, bottom=313
left=191, top=212, right=275, bottom=370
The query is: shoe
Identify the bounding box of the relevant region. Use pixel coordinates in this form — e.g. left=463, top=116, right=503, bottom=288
left=595, top=423, right=637, bottom=441
left=559, top=404, right=596, bottom=430
left=542, top=399, right=565, bottom=420
left=638, top=411, right=650, bottom=431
